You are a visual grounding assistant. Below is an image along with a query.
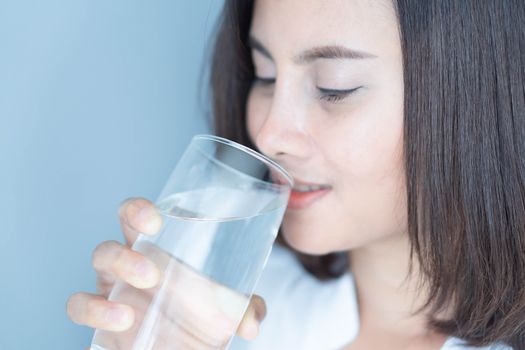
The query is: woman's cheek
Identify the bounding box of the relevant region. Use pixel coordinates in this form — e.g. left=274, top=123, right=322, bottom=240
left=246, top=89, right=271, bottom=144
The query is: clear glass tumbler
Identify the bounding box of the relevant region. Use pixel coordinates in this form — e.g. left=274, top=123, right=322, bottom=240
left=90, top=135, right=293, bottom=350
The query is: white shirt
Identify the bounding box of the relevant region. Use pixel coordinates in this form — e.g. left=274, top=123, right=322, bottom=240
left=229, top=244, right=512, bottom=350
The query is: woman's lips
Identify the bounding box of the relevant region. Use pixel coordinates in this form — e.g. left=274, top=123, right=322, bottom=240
left=287, top=183, right=332, bottom=210
left=268, top=169, right=331, bottom=210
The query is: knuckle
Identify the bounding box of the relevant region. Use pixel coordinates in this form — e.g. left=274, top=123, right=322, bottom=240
left=113, top=245, right=134, bottom=266
left=85, top=297, right=103, bottom=322
left=65, top=294, right=78, bottom=318
left=111, top=246, right=146, bottom=278
left=66, top=292, right=87, bottom=323
left=111, top=249, right=160, bottom=289
left=92, top=240, right=122, bottom=271
left=118, top=197, right=137, bottom=216
left=120, top=198, right=150, bottom=220
left=121, top=198, right=161, bottom=236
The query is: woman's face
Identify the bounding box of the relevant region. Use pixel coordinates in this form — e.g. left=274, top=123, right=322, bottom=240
left=247, top=0, right=406, bottom=254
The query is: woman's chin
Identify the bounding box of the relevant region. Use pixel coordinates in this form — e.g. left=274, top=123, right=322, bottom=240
left=280, top=219, right=377, bottom=255
left=280, top=224, right=337, bottom=256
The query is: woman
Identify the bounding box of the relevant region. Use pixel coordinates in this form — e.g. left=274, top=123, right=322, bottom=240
left=67, top=0, right=525, bottom=349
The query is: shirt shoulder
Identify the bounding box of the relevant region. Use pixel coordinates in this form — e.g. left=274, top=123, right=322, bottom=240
left=229, top=244, right=360, bottom=350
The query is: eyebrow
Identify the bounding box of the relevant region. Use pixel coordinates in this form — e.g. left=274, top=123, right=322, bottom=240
left=296, top=45, right=377, bottom=64
left=248, top=35, right=376, bottom=64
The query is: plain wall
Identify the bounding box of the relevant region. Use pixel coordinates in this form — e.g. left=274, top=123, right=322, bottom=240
left=0, top=1, right=223, bottom=348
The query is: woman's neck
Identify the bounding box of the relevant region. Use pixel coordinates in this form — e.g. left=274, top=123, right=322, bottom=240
left=348, top=233, right=439, bottom=339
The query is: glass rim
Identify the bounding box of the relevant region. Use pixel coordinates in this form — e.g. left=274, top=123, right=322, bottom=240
left=193, top=134, right=294, bottom=188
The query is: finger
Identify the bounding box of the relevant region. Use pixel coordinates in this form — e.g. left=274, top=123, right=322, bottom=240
left=92, top=240, right=160, bottom=289
left=66, top=292, right=135, bottom=332
left=236, top=295, right=266, bottom=340
left=118, top=198, right=162, bottom=245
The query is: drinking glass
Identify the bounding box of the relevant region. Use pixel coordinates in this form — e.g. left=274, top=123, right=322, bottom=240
left=90, top=134, right=293, bottom=350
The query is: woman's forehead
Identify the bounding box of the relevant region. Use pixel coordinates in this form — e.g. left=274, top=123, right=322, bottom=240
left=249, top=0, right=399, bottom=60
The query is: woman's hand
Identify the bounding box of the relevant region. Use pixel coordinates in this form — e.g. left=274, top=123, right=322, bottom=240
left=66, top=198, right=267, bottom=346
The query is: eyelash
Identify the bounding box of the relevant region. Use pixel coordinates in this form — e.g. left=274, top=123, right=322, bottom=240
left=253, top=77, right=275, bottom=86
left=317, top=87, right=361, bottom=103
left=253, top=77, right=361, bottom=103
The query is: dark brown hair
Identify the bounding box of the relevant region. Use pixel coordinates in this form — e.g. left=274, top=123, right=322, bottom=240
left=209, top=0, right=525, bottom=348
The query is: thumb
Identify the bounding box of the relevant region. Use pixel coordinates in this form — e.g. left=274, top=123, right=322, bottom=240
left=236, top=294, right=266, bottom=340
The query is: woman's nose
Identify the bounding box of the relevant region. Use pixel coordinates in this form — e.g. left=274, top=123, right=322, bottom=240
left=251, top=83, right=312, bottom=161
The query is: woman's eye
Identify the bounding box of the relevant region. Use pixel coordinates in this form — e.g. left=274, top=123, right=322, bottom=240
left=253, top=76, right=276, bottom=86
left=317, top=86, right=362, bottom=103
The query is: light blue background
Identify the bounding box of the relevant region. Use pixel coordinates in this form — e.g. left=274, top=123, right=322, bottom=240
left=0, top=1, right=224, bottom=348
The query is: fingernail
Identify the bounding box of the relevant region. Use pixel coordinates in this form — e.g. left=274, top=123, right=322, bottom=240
left=137, top=206, right=155, bottom=224
left=105, top=306, right=127, bottom=323
left=134, top=260, right=153, bottom=278
left=246, top=319, right=259, bottom=339
left=137, top=207, right=161, bottom=234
